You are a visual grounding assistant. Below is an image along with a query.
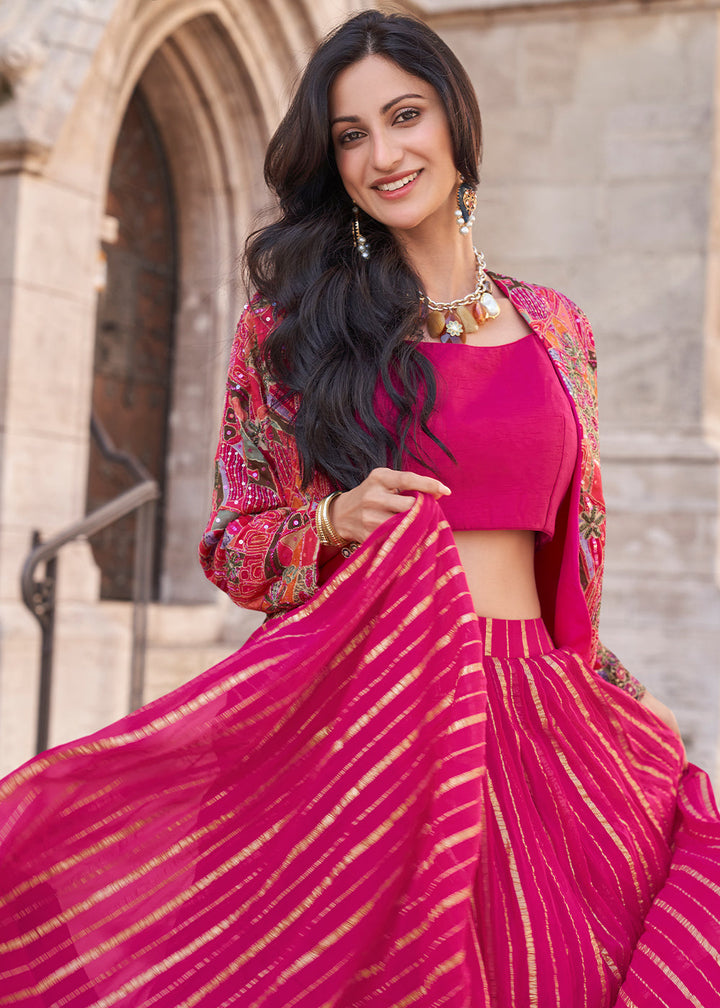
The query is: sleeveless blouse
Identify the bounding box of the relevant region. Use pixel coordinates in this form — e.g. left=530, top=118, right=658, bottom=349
left=389, top=334, right=578, bottom=539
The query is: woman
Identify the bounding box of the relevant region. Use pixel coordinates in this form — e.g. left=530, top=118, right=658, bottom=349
left=1, top=11, right=719, bottom=1008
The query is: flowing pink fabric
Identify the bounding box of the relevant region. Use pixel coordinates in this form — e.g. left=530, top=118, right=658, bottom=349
left=0, top=495, right=719, bottom=1006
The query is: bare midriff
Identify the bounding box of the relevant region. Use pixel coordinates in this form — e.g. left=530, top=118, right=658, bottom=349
left=452, top=528, right=541, bottom=619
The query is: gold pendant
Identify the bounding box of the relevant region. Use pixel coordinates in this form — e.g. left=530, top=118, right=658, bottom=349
left=455, top=305, right=479, bottom=333
left=427, top=309, right=446, bottom=339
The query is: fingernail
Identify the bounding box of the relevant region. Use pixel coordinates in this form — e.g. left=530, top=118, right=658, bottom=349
left=440, top=483, right=451, bottom=494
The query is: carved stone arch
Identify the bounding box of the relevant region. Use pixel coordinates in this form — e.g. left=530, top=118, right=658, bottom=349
left=0, top=0, right=355, bottom=769
left=125, top=14, right=272, bottom=604
left=42, top=0, right=336, bottom=603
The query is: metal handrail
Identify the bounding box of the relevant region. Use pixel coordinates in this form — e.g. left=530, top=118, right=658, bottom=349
left=90, top=412, right=154, bottom=484
left=21, top=425, right=160, bottom=755
left=21, top=484, right=158, bottom=603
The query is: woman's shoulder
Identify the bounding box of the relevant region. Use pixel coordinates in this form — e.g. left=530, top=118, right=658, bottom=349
left=235, top=294, right=285, bottom=350
left=490, top=271, right=595, bottom=364
left=491, top=272, right=589, bottom=329
left=228, top=295, right=286, bottom=375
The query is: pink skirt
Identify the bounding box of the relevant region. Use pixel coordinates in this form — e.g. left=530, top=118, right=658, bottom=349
left=0, top=496, right=718, bottom=1006
left=476, top=616, right=720, bottom=1005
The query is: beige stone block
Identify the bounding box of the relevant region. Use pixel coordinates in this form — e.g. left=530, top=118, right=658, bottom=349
left=144, top=644, right=237, bottom=705
left=42, top=7, right=106, bottom=55
left=0, top=176, right=20, bottom=283
left=0, top=280, right=12, bottom=423
left=604, top=510, right=714, bottom=577
left=163, top=295, right=231, bottom=603
left=599, top=573, right=720, bottom=777
left=483, top=102, right=606, bottom=187
left=147, top=602, right=224, bottom=646
left=602, top=450, right=717, bottom=514
left=606, top=180, right=708, bottom=255
left=14, top=174, right=97, bottom=298
left=601, top=451, right=718, bottom=580
left=439, top=22, right=520, bottom=108
left=1, top=428, right=89, bottom=532
left=600, top=328, right=702, bottom=431
left=143, top=600, right=263, bottom=704
left=602, top=568, right=720, bottom=630
left=606, top=102, right=712, bottom=181
left=48, top=599, right=132, bottom=747
left=0, top=602, right=42, bottom=776
left=574, top=14, right=712, bottom=106
left=220, top=597, right=264, bottom=644
left=576, top=251, right=705, bottom=339
left=56, top=538, right=101, bottom=603
left=46, top=66, right=110, bottom=197
left=480, top=106, right=554, bottom=183
left=4, top=283, right=95, bottom=439
left=491, top=253, right=705, bottom=388
left=480, top=181, right=602, bottom=263
left=518, top=21, right=579, bottom=105
left=161, top=553, right=218, bottom=607
left=481, top=255, right=583, bottom=307
left=685, top=13, right=720, bottom=101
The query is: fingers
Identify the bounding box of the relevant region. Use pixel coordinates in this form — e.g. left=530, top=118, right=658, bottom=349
left=329, top=468, right=451, bottom=544
left=640, top=691, right=686, bottom=769
left=374, top=468, right=451, bottom=499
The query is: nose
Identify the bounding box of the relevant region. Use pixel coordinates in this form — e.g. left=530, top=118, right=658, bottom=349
left=370, top=128, right=402, bottom=173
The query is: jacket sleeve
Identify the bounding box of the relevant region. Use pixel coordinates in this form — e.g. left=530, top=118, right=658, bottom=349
left=199, top=302, right=330, bottom=615
left=593, top=644, right=646, bottom=700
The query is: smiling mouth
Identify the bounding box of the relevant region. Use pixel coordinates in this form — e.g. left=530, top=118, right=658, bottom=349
left=375, top=171, right=420, bottom=192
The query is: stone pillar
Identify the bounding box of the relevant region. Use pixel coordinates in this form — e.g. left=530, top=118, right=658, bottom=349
left=0, top=0, right=340, bottom=773
left=0, top=165, right=134, bottom=771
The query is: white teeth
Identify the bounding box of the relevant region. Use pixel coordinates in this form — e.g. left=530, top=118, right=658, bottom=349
left=376, top=171, right=419, bottom=192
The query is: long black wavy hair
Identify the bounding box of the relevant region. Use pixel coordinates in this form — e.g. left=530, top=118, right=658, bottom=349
left=245, top=10, right=482, bottom=489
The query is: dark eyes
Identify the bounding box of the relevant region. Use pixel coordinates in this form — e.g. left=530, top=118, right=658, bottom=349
left=394, top=108, right=419, bottom=124
left=336, top=107, right=421, bottom=146
left=338, top=129, right=365, bottom=146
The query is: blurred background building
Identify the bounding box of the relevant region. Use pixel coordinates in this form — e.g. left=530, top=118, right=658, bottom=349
left=1, top=0, right=719, bottom=777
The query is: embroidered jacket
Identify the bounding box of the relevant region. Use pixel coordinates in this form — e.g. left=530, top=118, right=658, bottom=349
left=199, top=276, right=643, bottom=698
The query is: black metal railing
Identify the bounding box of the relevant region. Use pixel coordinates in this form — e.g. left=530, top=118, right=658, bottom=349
left=20, top=414, right=160, bottom=754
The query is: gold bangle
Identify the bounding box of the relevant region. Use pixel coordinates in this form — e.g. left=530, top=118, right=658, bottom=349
left=315, top=491, right=346, bottom=547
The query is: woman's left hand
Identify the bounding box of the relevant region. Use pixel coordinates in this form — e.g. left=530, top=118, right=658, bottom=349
left=640, top=690, right=687, bottom=768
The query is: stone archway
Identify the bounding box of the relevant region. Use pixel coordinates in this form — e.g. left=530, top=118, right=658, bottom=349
left=0, top=0, right=353, bottom=769
left=122, top=11, right=272, bottom=604
left=53, top=0, right=325, bottom=605
left=87, top=83, right=178, bottom=602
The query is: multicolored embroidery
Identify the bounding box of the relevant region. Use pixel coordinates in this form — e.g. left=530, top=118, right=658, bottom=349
left=200, top=281, right=642, bottom=694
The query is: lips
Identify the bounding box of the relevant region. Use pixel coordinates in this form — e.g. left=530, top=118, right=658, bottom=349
left=374, top=170, right=420, bottom=192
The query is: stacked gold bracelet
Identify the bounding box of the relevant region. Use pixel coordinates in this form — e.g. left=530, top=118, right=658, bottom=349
left=315, top=491, right=347, bottom=547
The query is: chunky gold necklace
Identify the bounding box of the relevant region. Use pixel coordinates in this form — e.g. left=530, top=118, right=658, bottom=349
left=421, top=249, right=501, bottom=343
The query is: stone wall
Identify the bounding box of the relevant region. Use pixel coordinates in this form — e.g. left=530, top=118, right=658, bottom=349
left=420, top=0, right=720, bottom=773
left=0, top=0, right=718, bottom=778
left=0, top=0, right=352, bottom=772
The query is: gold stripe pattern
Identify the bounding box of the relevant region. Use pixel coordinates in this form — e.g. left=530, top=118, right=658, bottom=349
left=0, top=500, right=718, bottom=1006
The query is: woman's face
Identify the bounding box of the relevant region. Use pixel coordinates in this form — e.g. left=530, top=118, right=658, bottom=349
left=329, top=55, right=458, bottom=239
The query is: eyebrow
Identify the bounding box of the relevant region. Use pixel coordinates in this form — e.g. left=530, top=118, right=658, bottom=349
left=330, top=93, right=425, bottom=128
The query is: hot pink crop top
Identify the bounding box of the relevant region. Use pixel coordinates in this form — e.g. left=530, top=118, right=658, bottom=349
left=381, top=334, right=578, bottom=539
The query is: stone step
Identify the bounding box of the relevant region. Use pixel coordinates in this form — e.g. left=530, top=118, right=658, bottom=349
left=144, top=641, right=245, bottom=704
left=94, top=600, right=263, bottom=703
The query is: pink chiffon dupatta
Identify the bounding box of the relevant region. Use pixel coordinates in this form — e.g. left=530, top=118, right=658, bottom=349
left=0, top=496, right=488, bottom=1006
left=0, top=494, right=719, bottom=1007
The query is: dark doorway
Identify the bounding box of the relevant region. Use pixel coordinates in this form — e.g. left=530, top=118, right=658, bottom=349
left=86, top=86, right=177, bottom=600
